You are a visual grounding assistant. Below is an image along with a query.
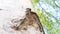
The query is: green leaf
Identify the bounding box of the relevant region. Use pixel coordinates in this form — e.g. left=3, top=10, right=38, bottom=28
left=33, top=0, right=39, bottom=3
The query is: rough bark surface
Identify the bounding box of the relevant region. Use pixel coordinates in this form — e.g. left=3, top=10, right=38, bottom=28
left=0, top=0, right=44, bottom=34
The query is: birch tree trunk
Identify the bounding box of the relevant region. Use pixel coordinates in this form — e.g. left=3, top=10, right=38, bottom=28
left=0, top=0, right=43, bottom=34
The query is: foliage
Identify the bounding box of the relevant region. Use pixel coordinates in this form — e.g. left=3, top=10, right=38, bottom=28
left=31, top=0, right=60, bottom=34
left=32, top=0, right=40, bottom=4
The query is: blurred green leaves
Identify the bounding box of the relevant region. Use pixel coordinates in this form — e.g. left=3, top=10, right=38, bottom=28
left=32, top=0, right=40, bottom=4
left=31, top=0, right=60, bottom=34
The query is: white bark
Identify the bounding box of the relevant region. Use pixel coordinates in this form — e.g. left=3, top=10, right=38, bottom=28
left=0, top=0, right=43, bottom=34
